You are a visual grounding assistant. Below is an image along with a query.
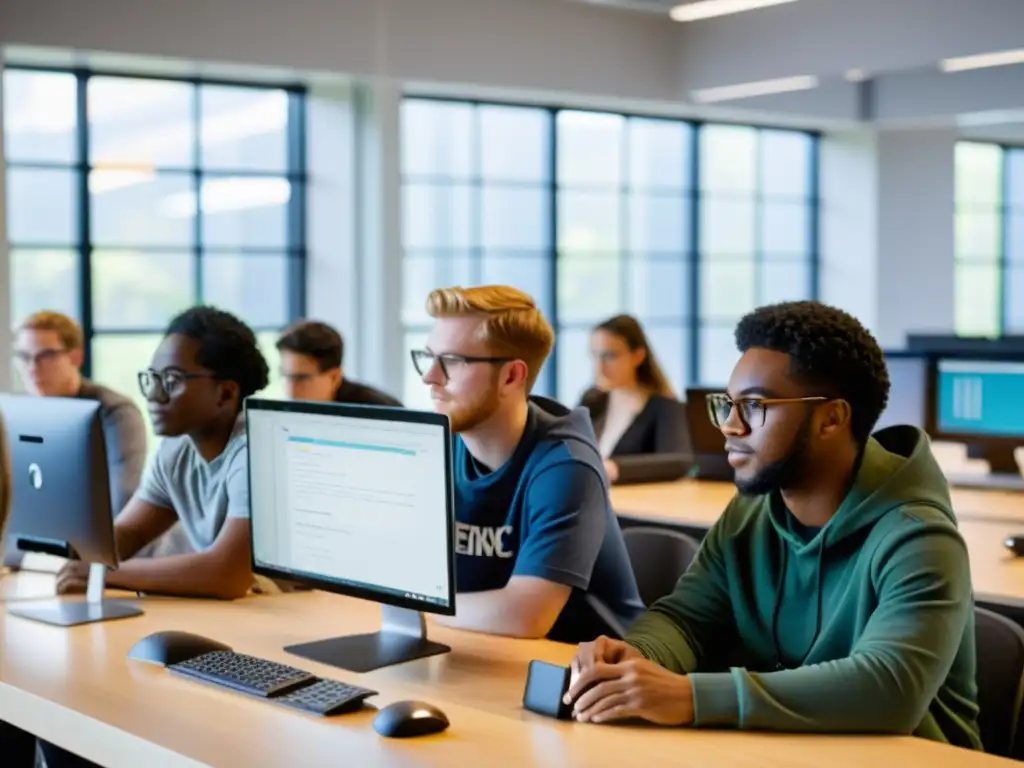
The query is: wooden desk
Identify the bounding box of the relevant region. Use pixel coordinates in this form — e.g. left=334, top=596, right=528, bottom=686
left=0, top=576, right=1014, bottom=768
left=610, top=482, right=1024, bottom=603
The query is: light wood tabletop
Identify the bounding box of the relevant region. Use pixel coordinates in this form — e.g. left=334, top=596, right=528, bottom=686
left=0, top=574, right=1015, bottom=768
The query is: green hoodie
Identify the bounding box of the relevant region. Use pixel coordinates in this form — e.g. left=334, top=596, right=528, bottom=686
left=625, top=425, right=981, bottom=748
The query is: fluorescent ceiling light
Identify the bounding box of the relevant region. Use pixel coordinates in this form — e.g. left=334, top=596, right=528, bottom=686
left=670, top=0, right=799, bottom=22
left=939, top=48, right=1024, bottom=73
left=691, top=75, right=818, bottom=103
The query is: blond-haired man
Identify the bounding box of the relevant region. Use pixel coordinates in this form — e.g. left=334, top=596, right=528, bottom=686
left=412, top=285, right=643, bottom=641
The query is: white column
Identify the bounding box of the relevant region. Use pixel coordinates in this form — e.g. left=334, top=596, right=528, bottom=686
left=352, top=80, right=404, bottom=395
left=0, top=54, right=12, bottom=391
left=820, top=127, right=957, bottom=348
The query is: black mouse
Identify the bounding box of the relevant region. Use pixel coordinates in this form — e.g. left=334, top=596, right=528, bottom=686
left=127, top=631, right=233, bottom=667
left=1005, top=534, right=1024, bottom=557
left=372, top=700, right=449, bottom=738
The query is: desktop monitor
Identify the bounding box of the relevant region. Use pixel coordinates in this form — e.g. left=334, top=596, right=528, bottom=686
left=245, top=398, right=456, bottom=673
left=876, top=351, right=929, bottom=431
left=928, top=357, right=1024, bottom=489
left=0, top=394, right=142, bottom=626
left=684, top=388, right=733, bottom=482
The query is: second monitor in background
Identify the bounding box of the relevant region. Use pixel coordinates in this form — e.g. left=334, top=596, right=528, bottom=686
left=245, top=399, right=456, bottom=673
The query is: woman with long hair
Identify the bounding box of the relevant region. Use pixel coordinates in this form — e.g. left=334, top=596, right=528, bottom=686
left=579, top=314, right=691, bottom=485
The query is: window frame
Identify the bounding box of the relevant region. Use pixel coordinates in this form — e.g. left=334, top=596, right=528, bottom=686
left=4, top=64, right=309, bottom=377
left=400, top=95, right=821, bottom=399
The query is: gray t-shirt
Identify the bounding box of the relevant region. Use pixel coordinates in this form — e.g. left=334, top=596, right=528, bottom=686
left=135, top=416, right=249, bottom=553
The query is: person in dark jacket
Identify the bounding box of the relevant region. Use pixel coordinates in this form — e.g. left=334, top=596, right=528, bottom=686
left=579, top=315, right=691, bottom=485
left=276, top=320, right=402, bottom=406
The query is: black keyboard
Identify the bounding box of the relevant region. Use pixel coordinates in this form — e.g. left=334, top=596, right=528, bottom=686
left=167, top=650, right=377, bottom=716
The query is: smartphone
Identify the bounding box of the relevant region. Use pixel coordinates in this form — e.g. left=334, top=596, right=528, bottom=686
left=522, top=660, right=573, bottom=720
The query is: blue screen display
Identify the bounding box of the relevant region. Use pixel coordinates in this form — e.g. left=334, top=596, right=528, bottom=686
left=936, top=359, right=1024, bottom=438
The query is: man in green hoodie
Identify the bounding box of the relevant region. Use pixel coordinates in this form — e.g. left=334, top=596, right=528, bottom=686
left=565, top=300, right=981, bottom=749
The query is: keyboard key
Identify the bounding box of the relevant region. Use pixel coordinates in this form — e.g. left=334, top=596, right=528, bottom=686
left=169, top=650, right=315, bottom=697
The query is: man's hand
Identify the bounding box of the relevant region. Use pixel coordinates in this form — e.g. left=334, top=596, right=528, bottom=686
left=55, top=560, right=90, bottom=595
left=564, top=637, right=695, bottom=726
left=603, top=459, right=620, bottom=484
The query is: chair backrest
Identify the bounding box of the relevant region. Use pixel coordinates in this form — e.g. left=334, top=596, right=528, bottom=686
left=975, top=605, right=1024, bottom=757
left=622, top=526, right=701, bottom=608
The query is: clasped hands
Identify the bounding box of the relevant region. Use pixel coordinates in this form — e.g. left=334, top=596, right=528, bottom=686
left=562, top=636, right=694, bottom=726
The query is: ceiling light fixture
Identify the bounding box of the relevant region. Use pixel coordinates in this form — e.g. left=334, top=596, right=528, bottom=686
left=939, top=48, right=1024, bottom=73
left=670, top=0, right=800, bottom=22
left=691, top=74, right=818, bottom=103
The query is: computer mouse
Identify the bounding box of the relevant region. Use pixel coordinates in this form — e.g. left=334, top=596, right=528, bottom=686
left=372, top=700, right=450, bottom=738
left=127, top=630, right=233, bottom=667
left=1004, top=534, right=1024, bottom=557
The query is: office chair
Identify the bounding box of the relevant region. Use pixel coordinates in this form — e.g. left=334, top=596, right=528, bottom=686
left=622, top=527, right=701, bottom=608
left=975, top=606, right=1024, bottom=758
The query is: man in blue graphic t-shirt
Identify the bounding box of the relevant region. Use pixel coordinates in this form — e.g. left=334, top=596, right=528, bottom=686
left=410, top=285, right=644, bottom=642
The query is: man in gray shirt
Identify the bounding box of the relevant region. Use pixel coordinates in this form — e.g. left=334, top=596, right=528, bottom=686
left=53, top=306, right=268, bottom=600
left=13, top=311, right=147, bottom=517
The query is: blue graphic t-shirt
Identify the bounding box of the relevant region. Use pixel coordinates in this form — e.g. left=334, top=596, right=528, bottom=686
left=453, top=396, right=644, bottom=640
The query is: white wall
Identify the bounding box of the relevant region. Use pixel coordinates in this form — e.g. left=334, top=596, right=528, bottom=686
left=0, top=56, right=10, bottom=390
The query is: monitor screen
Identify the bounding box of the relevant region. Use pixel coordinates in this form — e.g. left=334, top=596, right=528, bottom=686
left=247, top=404, right=453, bottom=611
left=876, top=354, right=928, bottom=430
left=935, top=359, right=1024, bottom=439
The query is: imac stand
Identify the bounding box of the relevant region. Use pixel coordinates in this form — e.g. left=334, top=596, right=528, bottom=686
left=284, top=604, right=451, bottom=673
left=7, top=562, right=144, bottom=626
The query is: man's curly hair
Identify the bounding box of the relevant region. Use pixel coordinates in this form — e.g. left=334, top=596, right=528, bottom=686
left=734, top=301, right=890, bottom=444
left=166, top=306, right=270, bottom=413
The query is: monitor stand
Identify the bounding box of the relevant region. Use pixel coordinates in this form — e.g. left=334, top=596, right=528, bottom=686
left=7, top=562, right=143, bottom=626
left=284, top=604, right=451, bottom=673
left=947, top=444, right=1024, bottom=491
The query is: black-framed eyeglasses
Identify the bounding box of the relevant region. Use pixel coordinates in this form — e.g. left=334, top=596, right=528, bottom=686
left=138, top=368, right=216, bottom=400
left=410, top=349, right=514, bottom=383
left=706, top=393, right=829, bottom=430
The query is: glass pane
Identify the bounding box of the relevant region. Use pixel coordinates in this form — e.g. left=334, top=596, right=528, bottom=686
left=403, top=331, right=434, bottom=411
left=699, top=325, right=740, bottom=387
left=954, top=263, right=1001, bottom=337
left=88, top=76, right=194, bottom=167
left=558, top=255, right=621, bottom=323
left=481, top=186, right=550, bottom=250
left=643, top=325, right=687, bottom=397
left=1005, top=266, right=1024, bottom=332
left=558, top=192, right=620, bottom=254
left=481, top=255, right=553, bottom=320
left=1009, top=213, right=1024, bottom=264
left=256, top=330, right=286, bottom=400
left=1010, top=149, right=1024, bottom=208
left=92, top=251, right=195, bottom=330
left=91, top=333, right=165, bottom=436
left=627, top=257, right=689, bottom=321
left=403, top=183, right=473, bottom=249
left=91, top=172, right=193, bottom=247
left=628, top=119, right=689, bottom=190
left=629, top=194, right=688, bottom=253
left=199, top=177, right=290, bottom=249
left=760, top=261, right=812, bottom=305
left=700, top=124, right=757, bottom=193
left=556, top=328, right=593, bottom=406
left=760, top=131, right=811, bottom=197
left=479, top=105, right=550, bottom=182
left=3, top=69, right=77, bottom=163
left=701, top=199, right=755, bottom=256
left=401, top=100, right=474, bottom=179
left=403, top=253, right=475, bottom=326
left=6, top=168, right=77, bottom=245
left=10, top=249, right=79, bottom=328
left=955, top=210, right=1001, bottom=261
left=201, top=253, right=291, bottom=328
left=955, top=142, right=1002, bottom=206
left=701, top=260, right=756, bottom=321
left=557, top=111, right=624, bottom=187
left=762, top=202, right=810, bottom=255
left=200, top=85, right=288, bottom=172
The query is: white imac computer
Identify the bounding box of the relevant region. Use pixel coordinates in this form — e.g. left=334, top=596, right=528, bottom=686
left=0, top=394, right=143, bottom=626
left=245, top=398, right=456, bottom=673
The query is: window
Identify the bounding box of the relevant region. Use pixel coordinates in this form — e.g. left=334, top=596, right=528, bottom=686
left=399, top=99, right=819, bottom=405
left=4, top=68, right=306, bottom=419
